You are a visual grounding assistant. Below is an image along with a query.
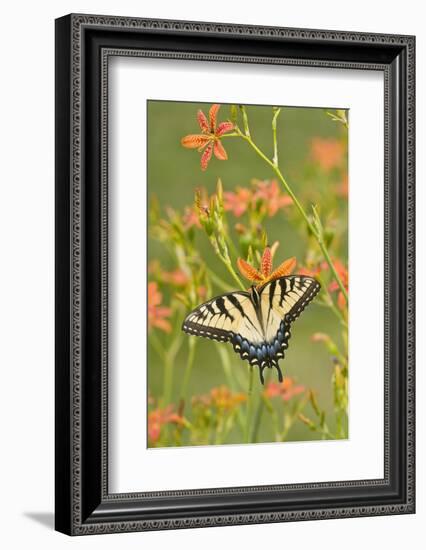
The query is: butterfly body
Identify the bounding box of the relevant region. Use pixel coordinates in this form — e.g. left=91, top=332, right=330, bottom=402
left=182, top=275, right=320, bottom=384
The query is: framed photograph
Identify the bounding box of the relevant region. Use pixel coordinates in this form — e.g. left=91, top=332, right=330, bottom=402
left=55, top=14, right=415, bottom=535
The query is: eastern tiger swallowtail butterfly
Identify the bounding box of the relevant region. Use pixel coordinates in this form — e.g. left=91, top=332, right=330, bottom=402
left=182, top=275, right=320, bottom=384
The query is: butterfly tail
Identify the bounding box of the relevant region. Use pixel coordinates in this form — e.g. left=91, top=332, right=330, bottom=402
left=258, top=359, right=283, bottom=385
left=274, top=361, right=283, bottom=383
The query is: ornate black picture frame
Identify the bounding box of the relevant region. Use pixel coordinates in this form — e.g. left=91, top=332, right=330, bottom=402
left=55, top=14, right=415, bottom=535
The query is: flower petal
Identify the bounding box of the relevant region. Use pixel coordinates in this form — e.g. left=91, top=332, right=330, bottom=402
left=299, top=265, right=321, bottom=277
left=261, top=247, right=272, bottom=278
left=216, top=121, right=234, bottom=136
left=282, top=385, right=305, bottom=401
left=197, top=110, right=209, bottom=133
left=148, top=422, right=161, bottom=443
left=209, top=104, right=220, bottom=132
left=311, top=332, right=331, bottom=343
left=337, top=291, right=347, bottom=310
left=152, top=318, right=172, bottom=333
left=148, top=282, right=162, bottom=306
left=181, top=134, right=210, bottom=149
left=156, top=306, right=172, bottom=317
left=263, top=382, right=281, bottom=398
left=200, top=142, right=213, bottom=171
left=269, top=256, right=296, bottom=280
left=237, top=258, right=264, bottom=283
left=213, top=140, right=228, bottom=161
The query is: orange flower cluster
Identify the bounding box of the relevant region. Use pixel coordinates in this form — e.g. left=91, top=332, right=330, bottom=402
left=148, top=281, right=172, bottom=333
left=223, top=186, right=252, bottom=217
left=237, top=246, right=296, bottom=290
left=149, top=261, right=190, bottom=288
left=311, top=332, right=331, bottom=344
left=182, top=205, right=201, bottom=229
left=223, top=179, right=292, bottom=218
left=297, top=262, right=327, bottom=278
left=328, top=259, right=348, bottom=310
left=148, top=405, right=185, bottom=444
left=298, top=258, right=348, bottom=311
left=310, top=137, right=345, bottom=172
left=336, top=175, right=348, bottom=198
left=192, top=385, right=246, bottom=412
left=263, top=377, right=306, bottom=401
left=181, top=104, right=234, bottom=171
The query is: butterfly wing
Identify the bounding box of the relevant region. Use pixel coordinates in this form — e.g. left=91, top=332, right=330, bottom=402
left=182, top=275, right=320, bottom=384
left=259, top=275, right=321, bottom=367
left=182, top=291, right=264, bottom=346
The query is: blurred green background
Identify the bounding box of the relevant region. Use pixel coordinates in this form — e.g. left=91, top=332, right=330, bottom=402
left=147, top=100, right=348, bottom=445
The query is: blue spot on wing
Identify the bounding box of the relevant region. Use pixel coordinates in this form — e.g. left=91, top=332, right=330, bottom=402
left=230, top=318, right=293, bottom=368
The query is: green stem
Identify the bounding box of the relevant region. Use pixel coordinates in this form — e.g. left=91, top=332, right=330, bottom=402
left=161, top=331, right=183, bottom=406
left=207, top=235, right=246, bottom=291
left=240, top=105, right=251, bottom=137
left=215, top=344, right=245, bottom=433
left=150, top=330, right=175, bottom=407
left=233, top=125, right=348, bottom=303
left=317, top=299, right=348, bottom=329
left=320, top=423, right=336, bottom=440
left=281, top=420, right=292, bottom=442
left=224, top=229, right=240, bottom=260
left=149, top=330, right=166, bottom=361
left=205, top=266, right=235, bottom=293
left=280, top=398, right=307, bottom=441
left=180, top=337, right=197, bottom=406
left=319, top=240, right=349, bottom=304
left=258, top=393, right=281, bottom=442
left=162, top=353, right=174, bottom=407
left=252, top=368, right=273, bottom=442
left=220, top=132, right=240, bottom=138
left=223, top=259, right=246, bottom=291
left=215, top=413, right=225, bottom=445
left=323, top=288, right=348, bottom=329
left=215, top=344, right=243, bottom=391
left=272, top=107, right=281, bottom=166
left=245, top=366, right=255, bottom=443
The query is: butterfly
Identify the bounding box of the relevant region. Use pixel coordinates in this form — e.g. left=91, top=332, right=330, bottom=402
left=182, top=275, right=320, bottom=384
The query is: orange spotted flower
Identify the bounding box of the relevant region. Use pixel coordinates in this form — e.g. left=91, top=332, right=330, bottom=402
left=253, top=179, right=292, bottom=216
left=192, top=386, right=246, bottom=413
left=311, top=137, right=345, bottom=172
left=263, top=377, right=306, bottom=401
left=223, top=186, right=253, bottom=217
left=148, top=282, right=172, bottom=333
left=237, top=246, right=296, bottom=290
left=181, top=104, right=234, bottom=171
left=336, top=175, right=349, bottom=198
left=182, top=205, right=201, bottom=229
left=298, top=265, right=322, bottom=278
left=210, top=386, right=247, bottom=411
left=148, top=405, right=185, bottom=444
left=328, top=259, right=348, bottom=310
left=223, top=179, right=292, bottom=218
left=149, top=261, right=190, bottom=288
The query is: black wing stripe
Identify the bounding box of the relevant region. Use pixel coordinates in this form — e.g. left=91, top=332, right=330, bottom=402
left=267, top=279, right=277, bottom=326
left=285, top=278, right=321, bottom=321
left=206, top=303, right=216, bottom=316
left=226, top=294, right=263, bottom=336
left=278, top=278, right=287, bottom=307
left=216, top=296, right=234, bottom=321
left=226, top=294, right=246, bottom=317
left=268, top=280, right=277, bottom=309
